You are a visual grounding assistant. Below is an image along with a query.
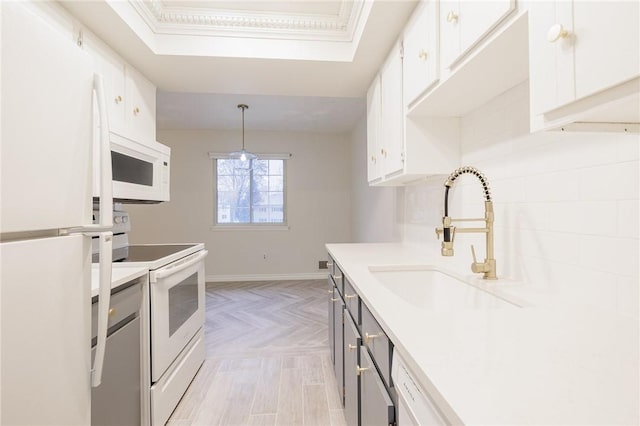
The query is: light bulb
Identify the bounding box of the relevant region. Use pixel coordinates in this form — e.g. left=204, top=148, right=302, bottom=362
left=240, top=151, right=247, bottom=161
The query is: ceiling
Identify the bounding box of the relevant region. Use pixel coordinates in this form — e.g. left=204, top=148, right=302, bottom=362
left=157, top=92, right=365, bottom=132
left=62, top=0, right=417, bottom=132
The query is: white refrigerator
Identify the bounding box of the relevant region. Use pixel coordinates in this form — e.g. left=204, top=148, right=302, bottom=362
left=1, top=3, right=114, bottom=424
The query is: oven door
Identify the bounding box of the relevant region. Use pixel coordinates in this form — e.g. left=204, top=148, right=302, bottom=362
left=149, top=249, right=208, bottom=382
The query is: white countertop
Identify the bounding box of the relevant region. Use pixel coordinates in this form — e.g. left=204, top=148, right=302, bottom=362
left=91, top=264, right=148, bottom=298
left=327, top=243, right=639, bottom=425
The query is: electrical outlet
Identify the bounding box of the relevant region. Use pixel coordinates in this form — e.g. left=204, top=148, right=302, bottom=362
left=318, top=260, right=328, bottom=269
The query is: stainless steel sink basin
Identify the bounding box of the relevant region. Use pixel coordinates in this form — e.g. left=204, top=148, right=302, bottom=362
left=368, top=265, right=518, bottom=310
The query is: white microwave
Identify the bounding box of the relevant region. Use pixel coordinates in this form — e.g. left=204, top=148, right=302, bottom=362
left=94, top=132, right=170, bottom=203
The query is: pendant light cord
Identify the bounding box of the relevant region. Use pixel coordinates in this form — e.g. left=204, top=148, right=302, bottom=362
left=238, top=104, right=248, bottom=151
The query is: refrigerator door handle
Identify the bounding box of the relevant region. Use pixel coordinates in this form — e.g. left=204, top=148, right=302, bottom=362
left=93, top=73, right=113, bottom=228
left=91, top=232, right=112, bottom=387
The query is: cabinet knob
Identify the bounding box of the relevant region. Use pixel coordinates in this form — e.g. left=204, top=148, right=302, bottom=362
left=108, top=308, right=116, bottom=318
left=114, top=95, right=123, bottom=104
left=356, top=365, right=370, bottom=376
left=447, top=11, right=458, bottom=24
left=364, top=332, right=382, bottom=343
left=133, top=107, right=141, bottom=115
left=418, top=49, right=428, bottom=60
left=547, top=23, right=570, bottom=43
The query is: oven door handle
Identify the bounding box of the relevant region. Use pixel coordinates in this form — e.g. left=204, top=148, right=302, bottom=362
left=150, top=250, right=208, bottom=283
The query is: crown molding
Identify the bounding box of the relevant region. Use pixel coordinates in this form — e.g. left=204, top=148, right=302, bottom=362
left=129, top=0, right=364, bottom=41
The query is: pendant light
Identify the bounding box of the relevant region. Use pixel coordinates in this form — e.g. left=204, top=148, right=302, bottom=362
left=229, top=103, right=257, bottom=162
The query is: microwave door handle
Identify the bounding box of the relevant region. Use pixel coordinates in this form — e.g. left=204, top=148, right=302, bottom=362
left=91, top=232, right=112, bottom=387
left=150, top=250, right=208, bottom=283
left=93, top=73, right=113, bottom=228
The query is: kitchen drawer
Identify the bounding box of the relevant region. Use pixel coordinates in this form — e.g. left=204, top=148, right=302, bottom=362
left=359, top=346, right=395, bottom=426
left=343, top=277, right=360, bottom=325
left=361, top=303, right=392, bottom=387
left=91, top=278, right=143, bottom=339
left=327, top=254, right=336, bottom=277
left=330, top=264, right=344, bottom=296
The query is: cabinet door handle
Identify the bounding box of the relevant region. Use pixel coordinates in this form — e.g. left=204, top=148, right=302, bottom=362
left=345, top=294, right=357, bottom=300
left=364, top=332, right=382, bottom=343
left=327, top=289, right=333, bottom=294
left=356, top=365, right=371, bottom=376
left=547, top=23, right=570, bottom=43
left=114, top=95, right=123, bottom=104
left=133, top=106, right=140, bottom=115
left=418, top=49, right=428, bottom=60
left=331, top=297, right=340, bottom=302
left=348, top=344, right=358, bottom=351
left=447, top=11, right=458, bottom=24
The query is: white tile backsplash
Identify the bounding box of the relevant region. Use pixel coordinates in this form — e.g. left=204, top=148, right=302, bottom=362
left=403, top=81, right=640, bottom=318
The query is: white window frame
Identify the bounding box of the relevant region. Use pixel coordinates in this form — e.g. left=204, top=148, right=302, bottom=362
left=209, top=152, right=291, bottom=231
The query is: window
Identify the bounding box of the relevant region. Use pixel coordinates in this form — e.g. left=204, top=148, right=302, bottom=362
left=214, top=158, right=286, bottom=226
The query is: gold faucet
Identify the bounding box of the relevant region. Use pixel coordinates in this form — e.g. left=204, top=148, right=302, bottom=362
left=435, top=166, right=497, bottom=280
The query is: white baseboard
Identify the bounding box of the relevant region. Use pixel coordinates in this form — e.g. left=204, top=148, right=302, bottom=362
left=206, top=272, right=327, bottom=282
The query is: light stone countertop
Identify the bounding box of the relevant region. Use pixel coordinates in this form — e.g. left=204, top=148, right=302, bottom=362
left=91, top=264, right=148, bottom=298
left=326, top=243, right=639, bottom=425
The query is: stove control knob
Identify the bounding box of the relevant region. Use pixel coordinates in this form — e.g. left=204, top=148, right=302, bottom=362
left=122, top=216, right=128, bottom=223
left=114, top=216, right=122, bottom=224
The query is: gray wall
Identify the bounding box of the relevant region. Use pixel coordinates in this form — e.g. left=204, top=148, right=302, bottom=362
left=127, top=128, right=353, bottom=280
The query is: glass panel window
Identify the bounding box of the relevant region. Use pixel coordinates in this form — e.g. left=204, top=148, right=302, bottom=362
left=214, top=158, right=286, bottom=225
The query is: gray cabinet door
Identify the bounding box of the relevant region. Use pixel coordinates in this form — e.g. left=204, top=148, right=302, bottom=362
left=359, top=347, right=394, bottom=426
left=362, top=303, right=392, bottom=387
left=328, top=278, right=335, bottom=364
left=344, top=312, right=361, bottom=426
left=91, top=316, right=142, bottom=426
left=333, top=288, right=345, bottom=406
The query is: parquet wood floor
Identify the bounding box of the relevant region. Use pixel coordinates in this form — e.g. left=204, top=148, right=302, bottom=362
left=167, top=280, right=346, bottom=426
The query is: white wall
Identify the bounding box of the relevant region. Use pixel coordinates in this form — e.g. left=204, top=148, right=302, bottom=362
left=349, top=116, right=403, bottom=242
left=402, top=81, right=639, bottom=318
left=127, top=129, right=353, bottom=281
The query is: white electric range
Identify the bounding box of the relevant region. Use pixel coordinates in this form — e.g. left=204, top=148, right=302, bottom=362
left=94, top=210, right=208, bottom=425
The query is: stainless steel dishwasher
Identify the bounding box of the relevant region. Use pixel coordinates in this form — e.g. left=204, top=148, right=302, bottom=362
left=91, top=276, right=145, bottom=426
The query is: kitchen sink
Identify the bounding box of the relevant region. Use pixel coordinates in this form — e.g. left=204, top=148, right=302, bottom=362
left=368, top=265, right=518, bottom=311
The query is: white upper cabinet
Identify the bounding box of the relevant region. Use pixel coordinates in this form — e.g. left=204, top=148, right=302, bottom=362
left=408, top=0, right=527, bottom=118
left=403, top=0, right=439, bottom=107
left=367, top=42, right=404, bottom=184
left=367, top=41, right=460, bottom=186
left=366, top=77, right=382, bottom=183
left=125, top=66, right=156, bottom=144
left=439, top=0, right=515, bottom=71
left=85, top=32, right=157, bottom=145
left=529, top=1, right=640, bottom=131
left=380, top=43, right=405, bottom=178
